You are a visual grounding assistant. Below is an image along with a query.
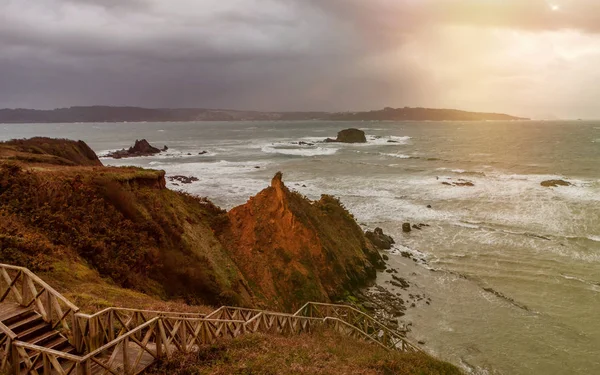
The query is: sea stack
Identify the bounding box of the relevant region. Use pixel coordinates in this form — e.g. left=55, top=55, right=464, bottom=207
left=325, top=128, right=367, bottom=143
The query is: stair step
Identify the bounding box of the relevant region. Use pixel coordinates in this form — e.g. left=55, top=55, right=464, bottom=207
left=29, top=330, right=60, bottom=346
left=1, top=308, right=36, bottom=327
left=9, top=314, right=44, bottom=332
left=45, top=336, right=69, bottom=351
left=17, top=321, right=51, bottom=342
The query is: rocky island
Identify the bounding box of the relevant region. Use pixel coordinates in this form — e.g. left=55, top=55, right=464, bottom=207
left=105, top=139, right=168, bottom=159
left=325, top=128, right=367, bottom=143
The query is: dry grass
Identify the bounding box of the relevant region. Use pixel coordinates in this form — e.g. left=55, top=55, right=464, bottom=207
left=146, top=330, right=462, bottom=375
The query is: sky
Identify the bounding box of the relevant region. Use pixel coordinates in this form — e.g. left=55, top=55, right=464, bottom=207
left=1, top=0, right=600, bottom=119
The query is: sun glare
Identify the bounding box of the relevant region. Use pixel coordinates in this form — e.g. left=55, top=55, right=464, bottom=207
left=550, top=4, right=560, bottom=11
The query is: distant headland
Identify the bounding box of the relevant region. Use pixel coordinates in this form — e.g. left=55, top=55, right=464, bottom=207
left=0, top=105, right=529, bottom=123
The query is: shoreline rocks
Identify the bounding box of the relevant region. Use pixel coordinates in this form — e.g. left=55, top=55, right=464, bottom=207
left=366, top=227, right=395, bottom=249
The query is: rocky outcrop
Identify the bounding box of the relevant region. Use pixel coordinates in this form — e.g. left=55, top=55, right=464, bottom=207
left=218, top=172, right=383, bottom=310
left=325, top=128, right=367, bottom=143
left=106, top=139, right=166, bottom=159
left=541, top=179, right=571, bottom=187
left=168, top=175, right=199, bottom=184
left=366, top=227, right=395, bottom=250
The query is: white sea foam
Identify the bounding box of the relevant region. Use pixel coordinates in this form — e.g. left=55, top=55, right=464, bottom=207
left=100, top=148, right=216, bottom=159
left=380, top=153, right=411, bottom=159
left=588, top=235, right=600, bottom=242
left=367, top=135, right=411, bottom=145
left=261, top=144, right=338, bottom=156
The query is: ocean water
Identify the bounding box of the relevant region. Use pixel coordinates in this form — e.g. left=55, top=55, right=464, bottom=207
left=1, top=120, right=599, bottom=374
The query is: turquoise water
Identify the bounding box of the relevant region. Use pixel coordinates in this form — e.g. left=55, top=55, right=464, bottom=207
left=2, top=120, right=599, bottom=374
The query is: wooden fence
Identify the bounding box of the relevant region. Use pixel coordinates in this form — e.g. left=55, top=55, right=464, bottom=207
left=0, top=263, right=424, bottom=374
left=295, top=302, right=422, bottom=352
left=0, top=264, right=79, bottom=336
left=73, top=307, right=207, bottom=353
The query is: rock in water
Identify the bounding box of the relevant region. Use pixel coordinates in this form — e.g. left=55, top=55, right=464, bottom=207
left=129, top=139, right=161, bottom=154
left=325, top=128, right=367, bottom=143
left=402, top=223, right=412, bottom=233
left=365, top=227, right=395, bottom=250
left=541, top=179, right=571, bottom=187
left=106, top=139, right=165, bottom=159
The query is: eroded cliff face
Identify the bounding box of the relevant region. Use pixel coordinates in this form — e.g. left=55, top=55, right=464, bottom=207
left=219, top=172, right=382, bottom=310
left=1, top=138, right=382, bottom=311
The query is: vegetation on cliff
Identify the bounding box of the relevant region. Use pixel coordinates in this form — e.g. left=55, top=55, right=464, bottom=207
left=146, top=330, right=462, bottom=375
left=0, top=138, right=381, bottom=311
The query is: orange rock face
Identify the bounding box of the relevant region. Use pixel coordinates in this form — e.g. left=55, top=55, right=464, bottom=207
left=220, top=172, right=381, bottom=311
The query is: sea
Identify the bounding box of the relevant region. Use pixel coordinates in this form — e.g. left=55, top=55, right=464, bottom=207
left=1, top=120, right=599, bottom=374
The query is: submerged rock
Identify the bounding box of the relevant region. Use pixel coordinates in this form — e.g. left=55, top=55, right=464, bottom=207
left=441, top=178, right=475, bottom=187
left=541, top=179, right=571, bottom=187
left=325, top=128, right=367, bottom=143
left=168, top=175, right=199, bottom=184
left=402, top=223, right=412, bottom=233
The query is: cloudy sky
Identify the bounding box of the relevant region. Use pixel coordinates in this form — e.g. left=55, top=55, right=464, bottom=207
left=1, top=0, right=599, bottom=118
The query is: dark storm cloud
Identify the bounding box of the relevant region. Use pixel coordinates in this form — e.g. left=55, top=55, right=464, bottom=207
left=0, top=0, right=599, bottom=116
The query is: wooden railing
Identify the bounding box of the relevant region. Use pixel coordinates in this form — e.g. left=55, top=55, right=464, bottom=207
left=1, top=263, right=424, bottom=375
left=205, top=306, right=264, bottom=322
left=73, top=307, right=207, bottom=353
left=0, top=264, right=79, bottom=337
left=13, top=317, right=250, bottom=375
left=14, top=318, right=161, bottom=375
left=244, top=312, right=322, bottom=335
left=0, top=321, right=17, bottom=371
left=295, top=302, right=421, bottom=353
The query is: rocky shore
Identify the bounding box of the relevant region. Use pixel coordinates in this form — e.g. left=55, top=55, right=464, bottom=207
left=345, top=225, right=433, bottom=339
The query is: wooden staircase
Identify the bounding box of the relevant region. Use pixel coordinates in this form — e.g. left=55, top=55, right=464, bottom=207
left=0, top=263, right=423, bottom=375
left=1, top=303, right=76, bottom=374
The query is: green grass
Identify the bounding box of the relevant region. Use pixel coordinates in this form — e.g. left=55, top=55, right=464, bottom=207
left=146, top=329, right=463, bottom=375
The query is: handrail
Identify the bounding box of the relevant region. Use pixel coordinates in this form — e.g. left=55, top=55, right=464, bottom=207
left=294, top=301, right=421, bottom=352
left=0, top=263, right=79, bottom=312
left=12, top=341, right=84, bottom=362
left=323, top=317, right=389, bottom=351
left=1, top=262, right=427, bottom=375
left=77, top=307, right=206, bottom=320
left=82, top=318, right=158, bottom=360
left=0, top=322, right=17, bottom=340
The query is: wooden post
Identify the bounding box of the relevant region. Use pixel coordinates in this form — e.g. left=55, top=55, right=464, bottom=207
left=108, top=310, right=115, bottom=342
left=21, top=274, right=32, bottom=307
left=43, top=353, right=50, bottom=375
left=45, top=291, right=53, bottom=327
left=77, top=359, right=91, bottom=375
left=156, top=319, right=163, bottom=359
left=181, top=320, right=188, bottom=353
left=123, top=337, right=130, bottom=375
left=11, top=343, right=19, bottom=375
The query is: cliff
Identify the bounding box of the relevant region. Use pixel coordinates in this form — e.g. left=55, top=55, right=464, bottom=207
left=219, top=172, right=383, bottom=310
left=0, top=137, right=102, bottom=166
left=0, top=138, right=381, bottom=311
